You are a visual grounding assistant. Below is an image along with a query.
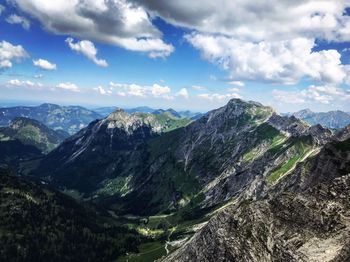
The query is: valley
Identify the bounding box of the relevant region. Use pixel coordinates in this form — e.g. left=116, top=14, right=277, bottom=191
left=0, top=98, right=349, bottom=261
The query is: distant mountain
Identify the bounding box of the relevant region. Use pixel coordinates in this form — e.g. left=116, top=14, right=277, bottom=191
left=31, top=109, right=191, bottom=199
left=0, top=117, right=69, bottom=153
left=94, top=105, right=203, bottom=120
left=178, top=110, right=204, bottom=120
left=0, top=103, right=102, bottom=135
left=0, top=168, right=141, bottom=261
left=153, top=108, right=182, bottom=118
left=92, top=106, right=120, bottom=116
left=152, top=108, right=203, bottom=120
left=31, top=99, right=332, bottom=216
left=291, top=109, right=350, bottom=129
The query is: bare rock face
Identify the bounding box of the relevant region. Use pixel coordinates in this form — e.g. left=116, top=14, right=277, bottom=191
left=163, top=136, right=350, bottom=262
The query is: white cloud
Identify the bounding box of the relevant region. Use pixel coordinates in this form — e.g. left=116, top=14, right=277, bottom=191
left=33, top=59, right=57, bottom=70
left=66, top=38, right=108, bottom=67
left=109, top=81, right=176, bottom=99
left=93, top=85, right=112, bottom=95
left=177, top=88, right=189, bottom=99
left=186, top=35, right=346, bottom=85
left=192, top=85, right=206, bottom=91
left=229, top=81, right=244, bottom=87
left=7, top=79, right=43, bottom=88
left=137, top=1, right=350, bottom=42
left=57, top=82, right=80, bottom=92
left=150, top=84, right=171, bottom=97
left=198, top=92, right=241, bottom=102
left=0, top=4, right=5, bottom=15
left=10, top=0, right=174, bottom=58
left=0, top=41, right=28, bottom=68
left=272, top=85, right=350, bottom=105
left=6, top=14, right=30, bottom=30
left=133, top=1, right=350, bottom=86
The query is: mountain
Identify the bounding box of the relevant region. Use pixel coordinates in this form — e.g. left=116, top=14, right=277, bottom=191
left=6, top=98, right=350, bottom=261
left=93, top=106, right=203, bottom=120
left=164, top=127, right=350, bottom=262
left=291, top=109, right=350, bottom=129
left=31, top=99, right=332, bottom=217
left=31, top=110, right=191, bottom=200
left=153, top=108, right=203, bottom=120
left=153, top=108, right=182, bottom=118
left=0, top=168, right=141, bottom=261
left=93, top=106, right=120, bottom=116
left=0, top=103, right=102, bottom=134
left=177, top=110, right=203, bottom=120
left=0, top=117, right=69, bottom=153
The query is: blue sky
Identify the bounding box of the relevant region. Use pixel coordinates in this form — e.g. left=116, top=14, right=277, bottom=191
left=1, top=1, right=350, bottom=113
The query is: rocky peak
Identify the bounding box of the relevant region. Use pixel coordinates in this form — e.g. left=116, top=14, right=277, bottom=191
left=335, top=125, right=350, bottom=141
left=293, top=108, right=313, bottom=118
left=267, top=114, right=310, bottom=136
left=105, top=110, right=163, bottom=134
left=308, top=124, right=333, bottom=144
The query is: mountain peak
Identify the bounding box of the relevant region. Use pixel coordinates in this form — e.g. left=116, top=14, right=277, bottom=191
left=38, top=103, right=60, bottom=109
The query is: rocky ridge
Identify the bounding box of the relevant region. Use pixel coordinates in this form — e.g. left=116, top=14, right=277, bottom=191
left=163, top=127, right=350, bottom=262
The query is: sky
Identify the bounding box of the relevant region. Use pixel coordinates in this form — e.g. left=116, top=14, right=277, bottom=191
left=0, top=0, right=350, bottom=113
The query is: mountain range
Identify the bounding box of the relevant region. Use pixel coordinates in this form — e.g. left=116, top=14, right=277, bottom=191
left=0, top=117, right=68, bottom=153
left=0, top=103, right=102, bottom=135
left=94, top=106, right=203, bottom=120
left=289, top=109, right=350, bottom=129
left=0, top=99, right=349, bottom=261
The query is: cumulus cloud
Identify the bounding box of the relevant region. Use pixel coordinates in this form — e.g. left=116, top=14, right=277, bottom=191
left=9, top=0, right=174, bottom=58
left=66, top=38, right=108, bottom=67
left=93, top=85, right=112, bottom=95
left=0, top=41, right=28, bottom=68
left=135, top=0, right=350, bottom=86
left=57, top=82, right=80, bottom=92
left=109, top=82, right=174, bottom=99
left=7, top=79, right=43, bottom=88
left=198, top=92, right=241, bottom=102
left=186, top=35, right=346, bottom=85
left=229, top=81, right=245, bottom=87
left=150, top=84, right=171, bottom=97
left=33, top=59, right=57, bottom=70
left=177, top=88, right=189, bottom=99
left=6, top=14, right=30, bottom=30
left=5, top=79, right=86, bottom=94
left=137, top=0, right=350, bottom=42
left=272, top=85, right=350, bottom=105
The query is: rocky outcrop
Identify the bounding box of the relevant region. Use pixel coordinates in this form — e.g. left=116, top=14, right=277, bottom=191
left=163, top=136, right=350, bottom=262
